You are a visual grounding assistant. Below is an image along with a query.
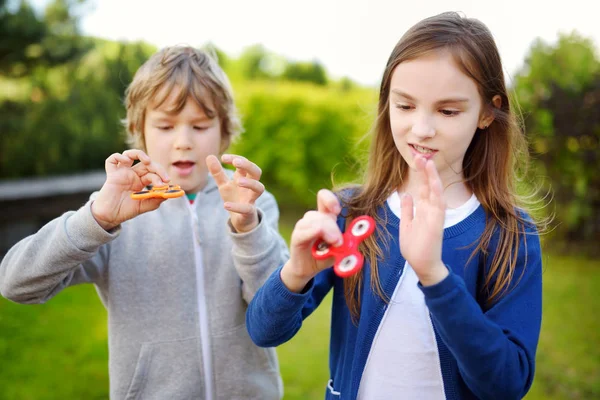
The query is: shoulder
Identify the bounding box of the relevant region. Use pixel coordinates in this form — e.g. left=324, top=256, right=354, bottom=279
left=334, top=185, right=362, bottom=206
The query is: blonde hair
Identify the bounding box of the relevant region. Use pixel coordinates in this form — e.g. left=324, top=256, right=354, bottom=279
left=339, top=12, right=543, bottom=321
left=124, top=45, right=242, bottom=152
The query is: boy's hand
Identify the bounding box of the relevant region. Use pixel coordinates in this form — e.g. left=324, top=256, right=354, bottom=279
left=280, top=189, right=343, bottom=293
left=400, top=156, right=448, bottom=286
left=206, top=154, right=264, bottom=233
left=91, top=150, right=170, bottom=231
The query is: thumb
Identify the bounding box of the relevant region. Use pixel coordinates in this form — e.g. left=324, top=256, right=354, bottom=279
left=316, top=189, right=341, bottom=218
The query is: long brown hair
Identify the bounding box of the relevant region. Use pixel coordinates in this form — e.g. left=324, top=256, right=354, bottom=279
left=339, top=12, right=543, bottom=321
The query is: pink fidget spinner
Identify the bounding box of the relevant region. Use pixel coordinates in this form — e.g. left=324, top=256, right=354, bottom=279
left=311, top=215, right=376, bottom=278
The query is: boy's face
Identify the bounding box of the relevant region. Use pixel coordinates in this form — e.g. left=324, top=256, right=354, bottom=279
left=144, top=91, right=222, bottom=194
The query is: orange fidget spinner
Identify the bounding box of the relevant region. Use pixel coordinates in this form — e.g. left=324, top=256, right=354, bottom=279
left=130, top=184, right=185, bottom=200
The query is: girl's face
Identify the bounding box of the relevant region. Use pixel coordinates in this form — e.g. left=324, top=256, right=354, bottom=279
left=389, top=50, right=490, bottom=187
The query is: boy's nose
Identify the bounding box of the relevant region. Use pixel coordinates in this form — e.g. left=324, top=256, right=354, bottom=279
left=174, top=128, right=193, bottom=149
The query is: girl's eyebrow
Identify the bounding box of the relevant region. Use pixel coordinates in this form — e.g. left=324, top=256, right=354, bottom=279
left=390, top=88, right=470, bottom=105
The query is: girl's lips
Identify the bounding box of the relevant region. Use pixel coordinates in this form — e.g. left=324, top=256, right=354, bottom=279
left=172, top=161, right=195, bottom=176
left=409, top=144, right=437, bottom=160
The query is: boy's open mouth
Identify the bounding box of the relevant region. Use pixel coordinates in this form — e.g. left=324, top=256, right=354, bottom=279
left=172, top=161, right=195, bottom=176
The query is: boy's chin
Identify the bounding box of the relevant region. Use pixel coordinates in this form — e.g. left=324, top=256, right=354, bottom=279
left=179, top=179, right=208, bottom=194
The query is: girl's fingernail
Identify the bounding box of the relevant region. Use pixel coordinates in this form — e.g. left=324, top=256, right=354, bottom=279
left=238, top=177, right=247, bottom=185
left=233, top=158, right=243, bottom=167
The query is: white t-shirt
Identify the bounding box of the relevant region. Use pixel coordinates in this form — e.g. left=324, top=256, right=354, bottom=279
left=356, top=192, right=480, bottom=400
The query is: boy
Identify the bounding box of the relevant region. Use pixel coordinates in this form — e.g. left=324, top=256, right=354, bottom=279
left=0, top=46, right=288, bottom=399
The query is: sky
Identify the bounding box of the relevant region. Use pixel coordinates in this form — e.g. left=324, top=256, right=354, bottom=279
left=36, top=0, right=600, bottom=87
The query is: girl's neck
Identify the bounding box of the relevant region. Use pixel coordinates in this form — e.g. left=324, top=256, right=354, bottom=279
left=401, top=173, right=473, bottom=209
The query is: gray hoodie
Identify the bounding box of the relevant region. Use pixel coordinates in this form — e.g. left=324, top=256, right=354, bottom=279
left=0, top=174, right=289, bottom=399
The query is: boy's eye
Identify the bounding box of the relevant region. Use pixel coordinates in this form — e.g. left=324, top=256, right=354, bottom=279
left=440, top=109, right=460, bottom=116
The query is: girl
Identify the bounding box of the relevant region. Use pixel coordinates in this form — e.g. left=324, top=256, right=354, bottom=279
left=246, top=11, right=543, bottom=400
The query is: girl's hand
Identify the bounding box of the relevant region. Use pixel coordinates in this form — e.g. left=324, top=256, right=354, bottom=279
left=206, top=154, right=265, bottom=233
left=280, top=189, right=343, bottom=293
left=400, top=156, right=449, bottom=286
left=92, top=150, right=170, bottom=231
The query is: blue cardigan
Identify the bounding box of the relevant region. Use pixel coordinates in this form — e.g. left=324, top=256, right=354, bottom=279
left=246, top=203, right=542, bottom=400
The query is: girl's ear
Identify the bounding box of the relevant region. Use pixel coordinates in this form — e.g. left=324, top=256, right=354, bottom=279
left=478, top=95, right=502, bottom=129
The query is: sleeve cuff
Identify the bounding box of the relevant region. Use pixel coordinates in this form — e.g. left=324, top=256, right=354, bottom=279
left=228, top=208, right=275, bottom=257
left=418, top=268, right=464, bottom=300
left=65, top=201, right=120, bottom=252
left=270, top=265, right=315, bottom=305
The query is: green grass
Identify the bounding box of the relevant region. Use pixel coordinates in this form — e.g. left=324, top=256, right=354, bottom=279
left=0, top=249, right=598, bottom=399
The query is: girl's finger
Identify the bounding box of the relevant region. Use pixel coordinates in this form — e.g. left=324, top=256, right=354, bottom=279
left=416, top=156, right=430, bottom=202
left=400, top=193, right=414, bottom=234
left=426, top=160, right=445, bottom=209
left=316, top=189, right=341, bottom=218
left=303, top=211, right=343, bottom=245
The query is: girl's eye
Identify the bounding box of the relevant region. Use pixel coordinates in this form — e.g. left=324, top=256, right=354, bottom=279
left=157, top=126, right=172, bottom=130
left=440, top=109, right=460, bottom=116
left=396, top=103, right=413, bottom=111
left=193, top=126, right=209, bottom=131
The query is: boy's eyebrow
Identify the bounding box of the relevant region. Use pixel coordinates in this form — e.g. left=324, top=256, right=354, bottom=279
left=148, top=110, right=213, bottom=121
left=390, top=89, right=470, bottom=105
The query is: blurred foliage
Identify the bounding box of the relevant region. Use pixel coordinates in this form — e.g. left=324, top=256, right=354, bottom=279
left=0, top=0, right=90, bottom=77
left=230, top=81, right=375, bottom=210
left=1, top=0, right=600, bottom=252
left=515, top=33, right=600, bottom=252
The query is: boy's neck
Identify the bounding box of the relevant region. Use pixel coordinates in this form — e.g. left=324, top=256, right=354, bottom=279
left=186, top=192, right=198, bottom=204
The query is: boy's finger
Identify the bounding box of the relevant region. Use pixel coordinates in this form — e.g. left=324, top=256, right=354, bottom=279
left=226, top=155, right=262, bottom=180
left=138, top=197, right=167, bottom=214
left=122, top=149, right=151, bottom=164
left=316, top=189, right=341, bottom=217
left=133, top=160, right=170, bottom=183
left=224, top=202, right=255, bottom=215
left=236, top=177, right=265, bottom=198
left=140, top=173, right=166, bottom=188
left=105, top=153, right=134, bottom=171
left=206, top=155, right=230, bottom=187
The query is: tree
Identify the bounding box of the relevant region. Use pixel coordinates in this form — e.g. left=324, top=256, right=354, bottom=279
left=515, top=32, right=600, bottom=250
left=283, top=60, right=327, bottom=85
left=0, top=0, right=90, bottom=77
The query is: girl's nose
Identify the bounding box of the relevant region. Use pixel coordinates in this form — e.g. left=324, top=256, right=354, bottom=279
left=411, top=114, right=436, bottom=138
